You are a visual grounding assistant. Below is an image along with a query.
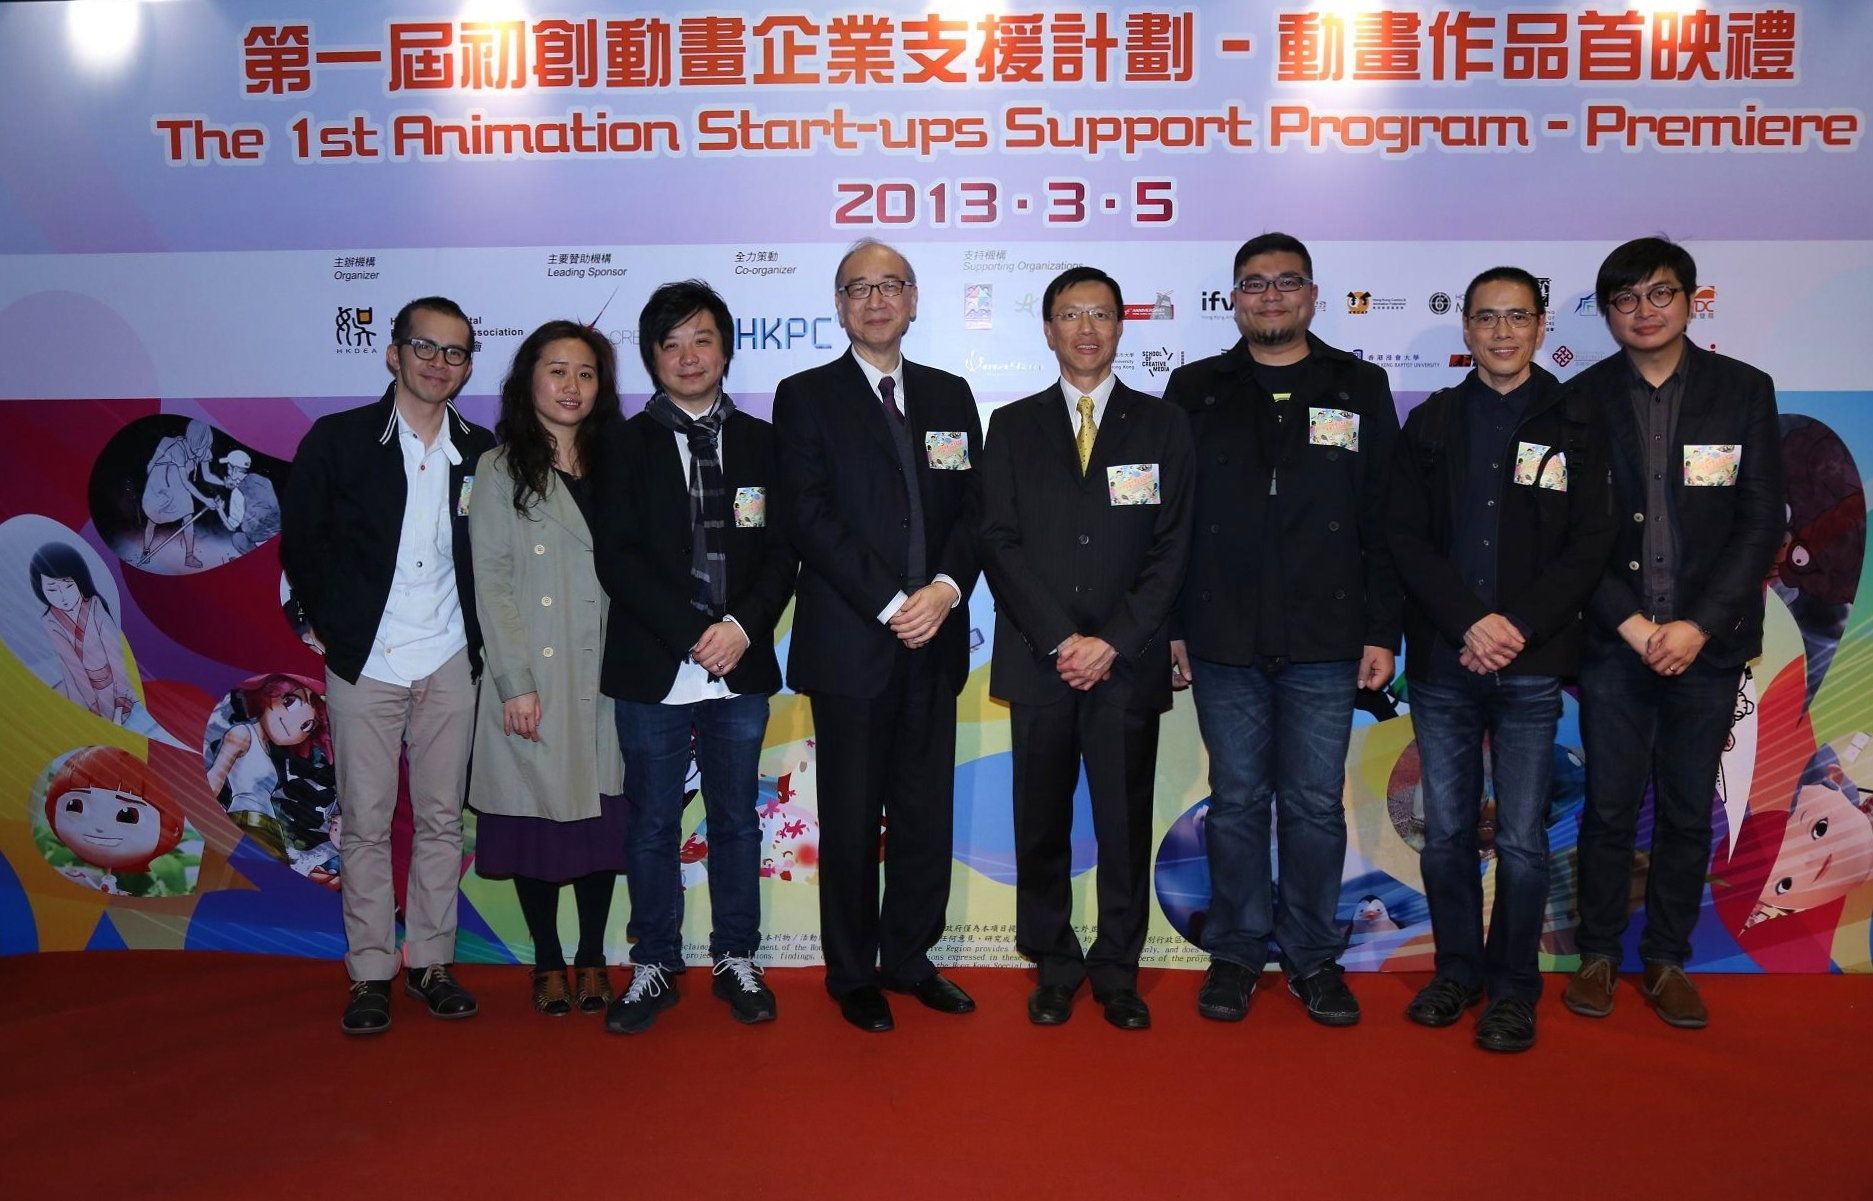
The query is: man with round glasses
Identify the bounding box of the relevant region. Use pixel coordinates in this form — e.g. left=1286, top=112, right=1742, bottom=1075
left=1161, top=232, right=1402, bottom=1027
left=1561, top=236, right=1784, bottom=1029
left=282, top=295, right=495, bottom=1034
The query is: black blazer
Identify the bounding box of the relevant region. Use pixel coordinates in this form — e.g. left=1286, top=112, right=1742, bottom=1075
left=774, top=349, right=983, bottom=700
left=1570, top=341, right=1785, bottom=667
left=280, top=387, right=495, bottom=684
left=1387, top=367, right=1616, bottom=682
left=592, top=409, right=797, bottom=703
left=978, top=379, right=1194, bottom=712
left=1163, top=334, right=1402, bottom=664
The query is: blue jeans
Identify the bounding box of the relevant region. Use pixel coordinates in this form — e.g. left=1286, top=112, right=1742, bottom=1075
left=1410, top=672, right=1561, bottom=1003
left=1191, top=657, right=1358, bottom=977
left=616, top=692, right=769, bottom=970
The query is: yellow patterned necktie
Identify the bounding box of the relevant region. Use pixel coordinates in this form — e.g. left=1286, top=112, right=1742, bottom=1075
left=1076, top=395, right=1097, bottom=475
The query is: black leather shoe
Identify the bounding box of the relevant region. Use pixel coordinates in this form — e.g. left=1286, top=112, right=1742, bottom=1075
left=341, top=980, right=392, bottom=1035
left=1196, top=960, right=1259, bottom=1022
left=405, top=964, right=478, bottom=1019
left=838, top=986, right=894, bottom=1032
left=1475, top=998, right=1537, bottom=1053
left=1405, top=976, right=1484, bottom=1028
left=1287, top=963, right=1360, bottom=1027
left=1028, top=984, right=1076, bottom=1026
left=1098, top=989, right=1151, bottom=1030
left=887, top=972, right=976, bottom=1014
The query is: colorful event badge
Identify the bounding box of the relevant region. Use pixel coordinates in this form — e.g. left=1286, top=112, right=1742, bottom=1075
left=1106, top=463, right=1162, bottom=506
left=1684, top=443, right=1742, bottom=486
left=1512, top=442, right=1568, bottom=491
left=1308, top=407, right=1360, bottom=451
left=924, top=430, right=971, bottom=470
left=456, top=474, right=475, bottom=515
left=734, top=485, right=767, bottom=528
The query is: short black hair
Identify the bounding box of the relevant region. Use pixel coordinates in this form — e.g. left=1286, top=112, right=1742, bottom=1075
left=1233, top=232, right=1313, bottom=280
left=1595, top=237, right=1698, bottom=314
left=391, top=296, right=475, bottom=352
left=1041, top=266, right=1124, bottom=321
left=637, top=280, right=734, bottom=389
left=1462, top=266, right=1546, bottom=316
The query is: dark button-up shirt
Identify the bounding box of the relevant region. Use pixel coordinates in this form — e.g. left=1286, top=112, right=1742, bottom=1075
left=1435, top=371, right=1534, bottom=680
left=1628, top=350, right=1687, bottom=621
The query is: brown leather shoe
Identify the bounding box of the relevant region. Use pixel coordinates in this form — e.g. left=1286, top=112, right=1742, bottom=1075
left=575, top=967, right=614, bottom=1014
left=532, top=968, right=572, bottom=1017
left=1641, top=963, right=1708, bottom=1029
left=1562, top=956, right=1617, bottom=1017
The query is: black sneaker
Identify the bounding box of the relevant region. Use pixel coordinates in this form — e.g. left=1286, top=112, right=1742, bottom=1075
left=1474, top=998, right=1537, bottom=1053
left=712, top=955, right=777, bottom=1024
left=1405, top=976, right=1484, bottom=1028
left=1196, top=960, right=1259, bottom=1022
left=404, top=964, right=477, bottom=1019
left=341, top=979, right=392, bottom=1035
left=605, top=963, right=679, bottom=1034
left=1287, top=963, right=1360, bottom=1026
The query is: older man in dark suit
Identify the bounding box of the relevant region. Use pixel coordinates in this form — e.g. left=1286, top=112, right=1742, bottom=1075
left=773, top=239, right=983, bottom=1032
left=978, top=266, right=1194, bottom=1029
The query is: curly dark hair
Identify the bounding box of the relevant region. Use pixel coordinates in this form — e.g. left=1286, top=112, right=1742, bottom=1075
left=495, top=320, right=621, bottom=514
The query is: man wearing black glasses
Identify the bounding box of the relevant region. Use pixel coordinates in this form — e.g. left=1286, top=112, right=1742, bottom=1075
left=282, top=296, right=495, bottom=1034
left=1161, top=233, right=1401, bottom=1027
left=1387, top=267, right=1613, bottom=1052
left=1561, top=237, right=1783, bottom=1029
left=774, top=240, right=983, bottom=1032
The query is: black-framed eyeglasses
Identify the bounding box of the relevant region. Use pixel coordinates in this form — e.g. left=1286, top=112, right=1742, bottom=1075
left=1233, top=273, right=1312, bottom=295
left=397, top=336, right=473, bottom=366
left=1608, top=283, right=1682, bottom=314
left=1466, top=309, right=1538, bottom=330
left=838, top=278, right=913, bottom=300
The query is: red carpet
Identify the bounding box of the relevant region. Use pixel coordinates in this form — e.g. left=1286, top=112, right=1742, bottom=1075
left=3, top=953, right=1868, bottom=1200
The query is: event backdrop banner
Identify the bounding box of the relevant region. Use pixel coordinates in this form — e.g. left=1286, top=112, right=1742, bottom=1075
left=1, top=0, right=1870, bottom=974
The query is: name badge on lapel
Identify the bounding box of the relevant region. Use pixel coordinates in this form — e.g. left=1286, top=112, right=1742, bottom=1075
left=733, top=485, right=767, bottom=527
left=1683, top=444, right=1741, bottom=487
left=456, top=474, right=475, bottom=516
left=1308, top=407, right=1360, bottom=451
left=1512, top=442, right=1568, bottom=492
left=1106, top=463, right=1162, bottom=506
left=924, top=430, right=970, bottom=470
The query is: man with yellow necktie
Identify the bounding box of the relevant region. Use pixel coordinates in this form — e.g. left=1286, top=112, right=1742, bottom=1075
left=977, top=266, right=1194, bottom=1029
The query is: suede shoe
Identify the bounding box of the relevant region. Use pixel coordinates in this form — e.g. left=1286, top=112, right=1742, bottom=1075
left=405, top=964, right=477, bottom=1019
left=1288, top=963, right=1360, bottom=1026
left=1474, top=998, right=1537, bottom=1053
left=712, top=956, right=778, bottom=1024
left=341, top=980, right=392, bottom=1035
left=837, top=985, right=894, bottom=1033
left=1641, top=963, right=1708, bottom=1029
left=531, top=968, right=572, bottom=1017
left=887, top=972, right=976, bottom=1014
left=1562, top=956, right=1618, bottom=1018
left=1028, top=984, right=1076, bottom=1026
left=605, top=963, right=679, bottom=1034
left=1405, top=976, right=1484, bottom=1028
left=573, top=966, right=613, bottom=1014
left=1196, top=960, right=1259, bottom=1022
left=1098, top=989, right=1151, bottom=1030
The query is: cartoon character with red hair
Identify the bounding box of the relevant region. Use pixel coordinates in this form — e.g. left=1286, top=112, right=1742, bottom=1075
left=41, top=746, right=197, bottom=896
left=203, top=672, right=340, bottom=885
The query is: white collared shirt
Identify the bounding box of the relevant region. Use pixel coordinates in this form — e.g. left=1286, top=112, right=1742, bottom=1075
left=361, top=409, right=467, bottom=686
left=849, top=349, right=961, bottom=623
left=1059, top=373, right=1117, bottom=432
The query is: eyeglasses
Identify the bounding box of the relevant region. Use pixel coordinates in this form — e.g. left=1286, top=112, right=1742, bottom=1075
left=1608, top=283, right=1682, bottom=314
left=1466, top=309, right=1538, bottom=330
left=837, top=278, right=913, bottom=300
left=1050, top=307, right=1118, bottom=325
left=1233, top=273, right=1312, bottom=295
left=397, top=336, right=472, bottom=366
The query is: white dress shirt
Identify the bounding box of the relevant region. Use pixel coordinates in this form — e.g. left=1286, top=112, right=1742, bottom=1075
left=360, top=410, right=466, bottom=686
left=1059, top=373, right=1116, bottom=430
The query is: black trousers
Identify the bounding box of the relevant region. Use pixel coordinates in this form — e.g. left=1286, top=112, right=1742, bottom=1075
left=809, top=646, right=958, bottom=997
left=1010, top=688, right=1161, bottom=996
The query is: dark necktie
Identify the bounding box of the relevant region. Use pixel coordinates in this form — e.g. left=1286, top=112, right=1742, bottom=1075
left=881, top=374, right=903, bottom=423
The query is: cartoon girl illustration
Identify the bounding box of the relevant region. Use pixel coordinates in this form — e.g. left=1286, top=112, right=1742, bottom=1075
left=139, top=418, right=215, bottom=568
left=31, top=540, right=135, bottom=722
left=42, top=746, right=195, bottom=897
left=1742, top=736, right=1873, bottom=931
left=203, top=672, right=340, bottom=886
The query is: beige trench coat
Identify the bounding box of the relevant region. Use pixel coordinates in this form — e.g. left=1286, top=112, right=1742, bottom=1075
left=467, top=447, right=622, bottom=819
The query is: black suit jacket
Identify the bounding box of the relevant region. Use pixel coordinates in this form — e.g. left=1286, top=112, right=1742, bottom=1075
left=280, top=387, right=495, bottom=684
left=1163, top=334, right=1402, bottom=664
left=1569, top=341, right=1785, bottom=666
left=592, top=409, right=798, bottom=703
left=979, top=379, right=1194, bottom=712
left=774, top=349, right=982, bottom=700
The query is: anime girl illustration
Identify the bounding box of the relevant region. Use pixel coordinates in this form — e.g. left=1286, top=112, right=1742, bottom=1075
left=38, top=745, right=201, bottom=897
left=1742, top=735, right=1873, bottom=931
left=139, top=418, right=216, bottom=568
left=31, top=540, right=136, bottom=722
left=202, top=672, right=340, bottom=886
